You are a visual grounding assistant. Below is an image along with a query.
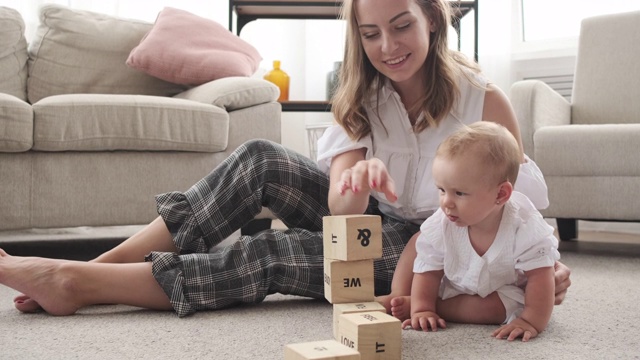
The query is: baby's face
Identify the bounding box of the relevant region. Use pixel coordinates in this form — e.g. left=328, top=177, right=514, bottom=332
left=432, top=155, right=500, bottom=227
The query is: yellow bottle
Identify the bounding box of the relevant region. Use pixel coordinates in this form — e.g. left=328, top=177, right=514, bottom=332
left=263, top=60, right=290, bottom=102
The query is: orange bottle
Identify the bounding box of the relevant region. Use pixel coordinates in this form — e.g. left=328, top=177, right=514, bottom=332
left=263, top=60, right=290, bottom=101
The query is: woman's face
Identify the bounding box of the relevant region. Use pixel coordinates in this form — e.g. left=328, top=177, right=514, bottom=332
left=354, top=0, right=433, bottom=88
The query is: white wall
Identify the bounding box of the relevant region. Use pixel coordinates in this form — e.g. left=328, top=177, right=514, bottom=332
left=238, top=19, right=345, bottom=156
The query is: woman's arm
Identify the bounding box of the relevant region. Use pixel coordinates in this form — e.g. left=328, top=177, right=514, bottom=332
left=328, top=148, right=369, bottom=215
left=482, top=83, right=525, bottom=162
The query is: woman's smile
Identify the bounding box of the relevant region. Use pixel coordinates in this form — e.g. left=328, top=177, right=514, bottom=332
left=384, top=54, right=409, bottom=66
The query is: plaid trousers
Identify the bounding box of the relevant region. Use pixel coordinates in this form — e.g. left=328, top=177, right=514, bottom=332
left=146, top=139, right=419, bottom=317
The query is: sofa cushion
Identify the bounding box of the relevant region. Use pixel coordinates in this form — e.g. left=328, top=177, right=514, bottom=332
left=27, top=4, right=188, bottom=104
left=126, top=7, right=262, bottom=86
left=534, top=124, right=640, bottom=176
left=0, top=93, right=33, bottom=152
left=32, top=94, right=229, bottom=152
left=174, top=77, right=279, bottom=112
left=0, top=7, right=28, bottom=101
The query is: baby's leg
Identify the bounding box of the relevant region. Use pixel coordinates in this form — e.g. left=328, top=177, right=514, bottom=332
left=376, top=232, right=419, bottom=320
left=437, top=292, right=506, bottom=325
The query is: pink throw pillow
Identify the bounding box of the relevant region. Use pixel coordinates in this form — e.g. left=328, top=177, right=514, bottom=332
left=127, top=7, right=262, bottom=86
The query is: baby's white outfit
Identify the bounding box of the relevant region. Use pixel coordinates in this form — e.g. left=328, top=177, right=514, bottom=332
left=414, top=192, right=560, bottom=324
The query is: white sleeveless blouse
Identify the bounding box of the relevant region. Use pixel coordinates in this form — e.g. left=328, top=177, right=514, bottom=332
left=317, top=75, right=548, bottom=223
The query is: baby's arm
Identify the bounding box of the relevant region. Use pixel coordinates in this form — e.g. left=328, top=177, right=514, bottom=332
left=402, top=270, right=446, bottom=332
left=492, top=266, right=555, bottom=341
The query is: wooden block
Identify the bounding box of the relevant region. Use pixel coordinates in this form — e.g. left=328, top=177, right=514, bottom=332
left=333, top=302, right=387, bottom=340
left=324, top=258, right=374, bottom=304
left=323, top=215, right=382, bottom=261
left=284, top=339, right=360, bottom=359
left=337, top=311, right=401, bottom=360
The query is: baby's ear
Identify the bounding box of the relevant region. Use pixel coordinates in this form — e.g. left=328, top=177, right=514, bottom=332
left=496, top=181, right=513, bottom=205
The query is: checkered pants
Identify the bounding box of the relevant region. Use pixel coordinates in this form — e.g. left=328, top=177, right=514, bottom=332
left=146, top=139, right=419, bottom=317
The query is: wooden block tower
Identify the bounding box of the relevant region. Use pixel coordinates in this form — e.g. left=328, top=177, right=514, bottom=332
left=323, top=215, right=381, bottom=304
left=284, top=215, right=401, bottom=359
left=325, top=215, right=401, bottom=359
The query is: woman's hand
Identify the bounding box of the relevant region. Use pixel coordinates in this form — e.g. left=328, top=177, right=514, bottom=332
left=554, top=261, right=572, bottom=305
left=338, top=158, right=397, bottom=202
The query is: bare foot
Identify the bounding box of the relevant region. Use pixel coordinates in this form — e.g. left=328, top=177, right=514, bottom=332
left=8, top=248, right=118, bottom=313
left=14, top=294, right=42, bottom=313
left=0, top=248, right=83, bottom=315
left=376, top=293, right=412, bottom=321
left=390, top=296, right=411, bottom=321
left=375, top=294, right=394, bottom=315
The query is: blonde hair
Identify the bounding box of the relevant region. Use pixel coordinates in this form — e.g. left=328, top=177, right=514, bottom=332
left=332, top=0, right=482, bottom=141
left=436, top=122, right=521, bottom=186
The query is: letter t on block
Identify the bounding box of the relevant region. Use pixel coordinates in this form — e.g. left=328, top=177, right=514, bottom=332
left=338, top=311, right=401, bottom=360
left=323, top=215, right=382, bottom=261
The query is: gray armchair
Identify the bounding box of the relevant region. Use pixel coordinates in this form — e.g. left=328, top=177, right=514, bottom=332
left=510, top=10, right=640, bottom=240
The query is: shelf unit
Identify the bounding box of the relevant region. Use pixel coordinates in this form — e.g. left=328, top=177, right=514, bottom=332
left=228, top=0, right=478, bottom=113
left=228, top=0, right=478, bottom=60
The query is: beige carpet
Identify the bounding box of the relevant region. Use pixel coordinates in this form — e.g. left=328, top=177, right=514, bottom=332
left=1, top=236, right=639, bottom=359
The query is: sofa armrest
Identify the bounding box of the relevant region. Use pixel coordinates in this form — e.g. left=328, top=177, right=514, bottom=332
left=173, top=77, right=279, bottom=112
left=510, top=80, right=571, bottom=159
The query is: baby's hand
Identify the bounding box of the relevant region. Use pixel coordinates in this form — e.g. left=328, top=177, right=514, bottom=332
left=401, top=311, right=446, bottom=332
left=492, top=318, right=539, bottom=342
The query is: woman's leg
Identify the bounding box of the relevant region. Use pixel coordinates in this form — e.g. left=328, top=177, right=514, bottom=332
left=147, top=228, right=325, bottom=316
left=155, top=139, right=331, bottom=254
left=93, top=216, right=177, bottom=263
left=13, top=140, right=333, bottom=315
left=1, top=249, right=171, bottom=315
left=96, top=139, right=329, bottom=264
left=146, top=216, right=418, bottom=317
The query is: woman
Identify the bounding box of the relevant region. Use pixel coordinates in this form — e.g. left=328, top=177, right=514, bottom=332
left=1, top=0, right=570, bottom=317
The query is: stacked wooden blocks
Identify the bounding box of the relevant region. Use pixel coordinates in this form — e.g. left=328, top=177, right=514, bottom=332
left=284, top=215, right=402, bottom=360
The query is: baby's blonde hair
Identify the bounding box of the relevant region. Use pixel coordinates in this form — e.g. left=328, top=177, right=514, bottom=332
left=436, top=122, right=520, bottom=186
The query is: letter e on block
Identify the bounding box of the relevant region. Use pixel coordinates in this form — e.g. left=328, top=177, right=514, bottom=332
left=284, top=339, right=360, bottom=359
left=337, top=311, right=401, bottom=360
left=324, top=258, right=374, bottom=304
left=333, top=302, right=386, bottom=340
left=323, top=215, right=382, bottom=261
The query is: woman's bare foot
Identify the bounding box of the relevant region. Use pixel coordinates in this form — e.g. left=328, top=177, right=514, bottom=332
left=10, top=253, right=114, bottom=314
left=376, top=294, right=412, bottom=321
left=0, top=248, right=83, bottom=315
left=14, top=294, right=42, bottom=313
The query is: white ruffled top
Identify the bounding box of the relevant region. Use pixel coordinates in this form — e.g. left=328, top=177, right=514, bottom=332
left=413, top=192, right=560, bottom=298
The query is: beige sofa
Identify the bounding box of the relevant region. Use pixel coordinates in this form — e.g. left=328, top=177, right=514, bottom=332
left=510, top=10, right=640, bottom=240
left=0, top=6, right=281, bottom=232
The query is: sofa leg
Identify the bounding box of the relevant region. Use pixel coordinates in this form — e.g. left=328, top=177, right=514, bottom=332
left=241, top=218, right=273, bottom=236
left=556, top=218, right=578, bottom=241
